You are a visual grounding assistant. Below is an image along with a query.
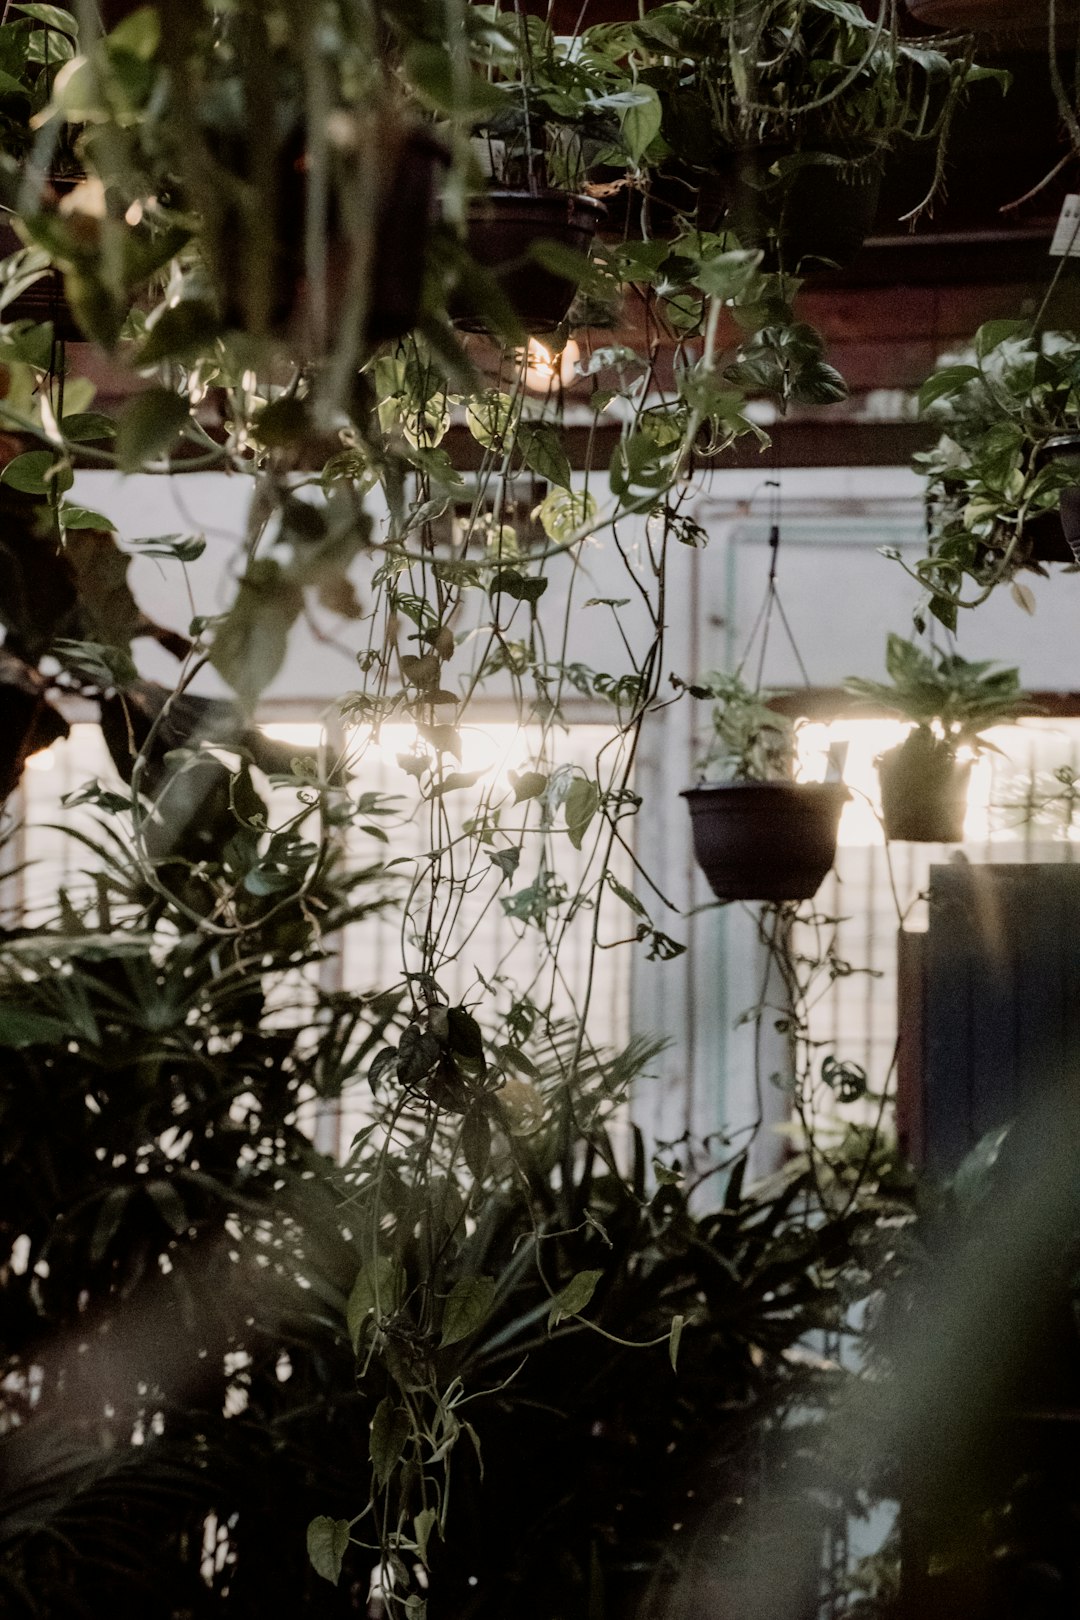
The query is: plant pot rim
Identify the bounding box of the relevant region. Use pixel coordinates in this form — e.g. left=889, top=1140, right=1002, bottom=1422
left=1042, top=433, right=1080, bottom=456
left=681, top=779, right=850, bottom=801
left=470, top=188, right=606, bottom=219
left=878, top=729, right=963, bottom=757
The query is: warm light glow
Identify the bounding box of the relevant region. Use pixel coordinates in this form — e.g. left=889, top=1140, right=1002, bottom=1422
left=352, top=721, right=532, bottom=791
left=521, top=338, right=579, bottom=393
left=260, top=723, right=327, bottom=747
left=797, top=719, right=990, bottom=847
left=24, top=748, right=55, bottom=772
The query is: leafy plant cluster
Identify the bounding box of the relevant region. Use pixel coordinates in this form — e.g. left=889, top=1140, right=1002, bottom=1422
left=845, top=632, right=1026, bottom=758
left=580, top=0, right=986, bottom=214
left=906, top=320, right=1080, bottom=626
left=0, top=1, right=1007, bottom=1616
left=0, top=779, right=398, bottom=1618
left=696, top=668, right=795, bottom=782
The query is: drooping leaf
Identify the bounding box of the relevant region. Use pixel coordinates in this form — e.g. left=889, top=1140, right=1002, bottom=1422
left=89, top=1185, right=132, bottom=1265
left=548, top=1268, right=602, bottom=1328
left=115, top=388, right=190, bottom=472
left=370, top=1397, right=410, bottom=1485
left=440, top=1275, right=496, bottom=1347
left=345, top=1255, right=405, bottom=1350
left=918, top=364, right=980, bottom=413
left=517, top=422, right=572, bottom=491
left=208, top=560, right=304, bottom=711
left=60, top=504, right=116, bottom=532
left=413, top=1508, right=439, bottom=1568
left=533, top=486, right=596, bottom=544
left=489, top=846, right=520, bottom=882
left=1, top=450, right=72, bottom=495
left=12, top=4, right=79, bottom=35
left=137, top=300, right=224, bottom=366
left=61, top=411, right=117, bottom=443
left=509, top=769, right=547, bottom=803
left=489, top=569, right=547, bottom=605
left=563, top=776, right=600, bottom=850
left=462, top=1106, right=491, bottom=1181
left=306, top=1517, right=350, bottom=1586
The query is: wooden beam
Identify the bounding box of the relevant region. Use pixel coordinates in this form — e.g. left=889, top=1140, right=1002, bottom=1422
left=444, top=418, right=937, bottom=472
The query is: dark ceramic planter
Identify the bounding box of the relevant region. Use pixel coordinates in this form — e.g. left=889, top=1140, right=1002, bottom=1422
left=706, top=147, right=882, bottom=273
left=455, top=190, right=604, bottom=334
left=906, top=0, right=1078, bottom=28
left=0, top=218, right=83, bottom=342
left=0, top=174, right=88, bottom=344
left=1027, top=434, right=1080, bottom=565
left=681, top=780, right=848, bottom=903
left=221, top=127, right=446, bottom=347
left=878, top=730, right=972, bottom=844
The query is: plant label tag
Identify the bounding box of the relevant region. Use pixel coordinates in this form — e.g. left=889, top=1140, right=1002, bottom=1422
left=1050, top=195, right=1080, bottom=257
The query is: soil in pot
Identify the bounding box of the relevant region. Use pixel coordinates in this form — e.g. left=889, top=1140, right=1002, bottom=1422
left=453, top=190, right=604, bottom=334
left=877, top=729, right=972, bottom=844
left=681, top=780, right=849, bottom=903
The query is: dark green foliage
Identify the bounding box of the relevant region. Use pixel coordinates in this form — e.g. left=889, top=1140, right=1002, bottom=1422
left=337, top=1036, right=890, bottom=1619
left=0, top=793, right=395, bottom=1617
left=845, top=633, right=1027, bottom=750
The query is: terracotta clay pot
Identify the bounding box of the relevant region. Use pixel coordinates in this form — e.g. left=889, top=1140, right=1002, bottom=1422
left=455, top=190, right=604, bottom=334
left=681, top=780, right=848, bottom=903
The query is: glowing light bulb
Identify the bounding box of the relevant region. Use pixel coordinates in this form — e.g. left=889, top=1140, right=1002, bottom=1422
left=521, top=338, right=579, bottom=393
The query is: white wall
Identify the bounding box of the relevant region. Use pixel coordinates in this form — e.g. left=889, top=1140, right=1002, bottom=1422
left=72, top=463, right=1080, bottom=1164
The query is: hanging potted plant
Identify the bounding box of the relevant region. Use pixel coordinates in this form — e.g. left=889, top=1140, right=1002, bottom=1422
left=584, top=0, right=985, bottom=267
left=911, top=321, right=1080, bottom=627
left=845, top=634, right=1027, bottom=843
left=905, top=0, right=1071, bottom=28
left=22, top=0, right=448, bottom=359
left=450, top=29, right=619, bottom=335
left=0, top=4, right=88, bottom=341
left=682, top=672, right=848, bottom=903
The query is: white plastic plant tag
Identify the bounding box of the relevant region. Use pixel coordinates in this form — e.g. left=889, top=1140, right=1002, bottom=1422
left=1050, top=195, right=1080, bottom=257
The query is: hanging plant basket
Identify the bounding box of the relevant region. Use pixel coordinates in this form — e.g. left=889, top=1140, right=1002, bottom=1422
left=0, top=174, right=88, bottom=345
left=681, top=781, right=848, bottom=903
left=906, top=0, right=1079, bottom=29
left=454, top=190, right=604, bottom=334
left=877, top=729, right=972, bottom=843
left=1027, top=434, right=1080, bottom=566
left=221, top=126, right=446, bottom=349
left=699, top=148, right=882, bottom=273
left=0, top=221, right=84, bottom=342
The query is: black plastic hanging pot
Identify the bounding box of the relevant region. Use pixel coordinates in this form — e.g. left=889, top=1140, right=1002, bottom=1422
left=1027, top=434, right=1080, bottom=565
left=0, top=223, right=84, bottom=342
left=877, top=728, right=972, bottom=843
left=454, top=190, right=604, bottom=334
left=698, top=147, right=882, bottom=273
left=681, top=780, right=848, bottom=903
left=219, top=125, right=447, bottom=347
left=0, top=174, right=88, bottom=344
